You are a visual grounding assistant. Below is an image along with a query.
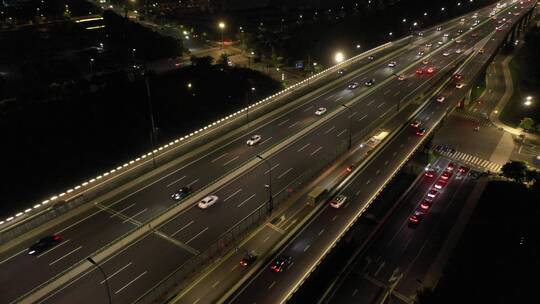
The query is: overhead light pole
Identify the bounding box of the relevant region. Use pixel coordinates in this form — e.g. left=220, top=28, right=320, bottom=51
left=87, top=257, right=112, bottom=304
left=342, top=104, right=352, bottom=150
left=257, top=155, right=273, bottom=214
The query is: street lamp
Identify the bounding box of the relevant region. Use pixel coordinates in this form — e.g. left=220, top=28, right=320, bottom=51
left=218, top=21, right=226, bottom=50
left=342, top=104, right=352, bottom=150
left=87, top=257, right=112, bottom=304
left=145, top=74, right=158, bottom=169
left=132, top=48, right=136, bottom=62
left=524, top=96, right=533, bottom=106
left=256, top=155, right=273, bottom=214
left=89, top=58, right=95, bottom=74
left=246, top=86, right=255, bottom=124
left=335, top=51, right=344, bottom=64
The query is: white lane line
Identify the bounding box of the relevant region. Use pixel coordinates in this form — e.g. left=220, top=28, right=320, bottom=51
left=304, top=244, right=311, bottom=252
left=37, top=240, right=71, bottom=258
left=185, top=227, right=209, bottom=245
left=376, top=170, right=381, bottom=175
left=383, top=89, right=391, bottom=95
left=193, top=299, right=201, bottom=304
left=212, top=280, right=220, bottom=288
left=278, top=119, right=290, bottom=126
left=278, top=168, right=293, bottom=179
left=348, top=111, right=357, bottom=119
left=310, top=146, right=323, bottom=156
left=384, top=160, right=389, bottom=165
left=377, top=102, right=386, bottom=109
left=263, top=235, right=271, bottom=242
left=111, top=204, right=135, bottom=218
left=264, top=163, right=280, bottom=174
left=49, top=246, right=82, bottom=266
left=297, top=143, right=310, bottom=152
left=171, top=220, right=195, bottom=237
left=358, top=114, right=368, bottom=122
left=224, top=188, right=243, bottom=202
left=223, top=155, right=240, bottom=166
left=114, top=271, right=147, bottom=294
left=332, top=215, right=338, bottom=221
left=268, top=281, right=276, bottom=290
left=392, top=152, right=397, bottom=156
left=303, top=105, right=314, bottom=112
left=122, top=208, right=148, bottom=224
left=355, top=189, right=362, bottom=196
left=335, top=96, right=344, bottom=102
left=211, top=152, right=228, bottom=163
left=326, top=93, right=336, bottom=100
left=0, top=249, right=27, bottom=265
left=367, top=99, right=376, bottom=106
left=260, top=137, right=273, bottom=145
left=289, top=121, right=300, bottom=129
left=366, top=180, right=371, bottom=185
left=407, top=82, right=414, bottom=87
left=337, top=129, right=347, bottom=137
left=393, top=91, right=401, bottom=97
left=230, top=265, right=238, bottom=272
left=325, top=126, right=336, bottom=134
left=55, top=208, right=104, bottom=234
left=318, top=229, right=325, bottom=236
left=237, top=194, right=256, bottom=208
left=100, top=262, right=132, bottom=284
left=166, top=176, right=186, bottom=188
left=186, top=179, right=199, bottom=187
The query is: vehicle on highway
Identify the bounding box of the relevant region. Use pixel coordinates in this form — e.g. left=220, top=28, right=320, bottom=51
left=426, top=67, right=435, bottom=74
left=455, top=39, right=463, bottom=43
left=388, top=61, right=397, bottom=67
left=408, top=210, right=425, bottom=225
left=422, top=59, right=429, bottom=65
left=246, top=134, right=262, bottom=146
left=479, top=48, right=485, bottom=54
left=436, top=26, right=442, bottom=31
left=368, top=55, right=374, bottom=60
left=443, top=51, right=450, bottom=56
left=436, top=96, right=446, bottom=102
left=455, top=49, right=463, bottom=54
left=424, top=170, right=435, bottom=178
left=28, top=235, right=62, bottom=255
left=418, top=32, right=424, bottom=36
left=171, top=186, right=193, bottom=200
left=416, top=68, right=424, bottom=75
left=427, top=189, right=438, bottom=199
left=338, top=68, right=346, bottom=75
left=457, top=29, right=464, bottom=34
left=455, top=83, right=465, bottom=89
left=330, top=195, right=347, bottom=209
left=240, top=252, right=258, bottom=267
left=446, top=162, right=455, bottom=171
left=458, top=166, right=469, bottom=175
left=198, top=195, right=219, bottom=209
left=410, top=120, right=421, bottom=128
left=270, top=255, right=293, bottom=273
left=434, top=180, right=446, bottom=190
left=453, top=73, right=463, bottom=81
left=443, top=33, right=449, bottom=37
left=441, top=171, right=453, bottom=180
left=315, top=107, right=327, bottom=116
left=420, top=200, right=433, bottom=210
left=425, top=43, right=432, bottom=48
left=472, top=33, right=479, bottom=37
left=346, top=164, right=355, bottom=173
left=417, top=51, right=424, bottom=56
left=364, top=79, right=375, bottom=87
left=348, top=82, right=360, bottom=89
left=398, top=74, right=405, bottom=81
left=416, top=127, right=426, bottom=136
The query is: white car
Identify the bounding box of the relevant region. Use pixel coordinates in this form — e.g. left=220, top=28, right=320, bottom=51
left=456, top=83, right=465, bottom=89
left=388, top=61, right=397, bottom=67
left=436, top=96, right=446, bottom=102
left=246, top=134, right=262, bottom=146
left=443, top=33, right=449, bottom=37
left=455, top=39, right=463, bottom=43
left=425, top=43, right=432, bottom=48
left=198, top=195, right=219, bottom=209
left=443, top=52, right=450, bottom=56
left=330, top=195, right=347, bottom=208
left=347, top=82, right=359, bottom=89
left=455, top=49, right=463, bottom=54
left=438, top=40, right=444, bottom=45
left=417, top=51, right=424, bottom=56
left=315, top=107, right=327, bottom=115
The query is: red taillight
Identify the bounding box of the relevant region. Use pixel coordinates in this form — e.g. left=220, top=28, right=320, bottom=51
left=53, top=235, right=60, bottom=241
left=420, top=204, right=429, bottom=209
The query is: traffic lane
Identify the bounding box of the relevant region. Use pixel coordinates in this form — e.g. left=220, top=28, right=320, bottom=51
left=0, top=207, right=140, bottom=303
left=41, top=232, right=193, bottom=304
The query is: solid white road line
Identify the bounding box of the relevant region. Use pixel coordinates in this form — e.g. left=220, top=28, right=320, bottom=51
left=186, top=179, right=199, bottom=187
left=185, top=227, right=209, bottom=245
left=111, top=204, right=135, bottom=218
left=393, top=91, right=401, bottom=97
left=310, top=146, right=323, bottom=156
left=278, top=119, right=290, bottom=126
left=358, top=114, right=368, bottom=122
left=114, top=271, right=147, bottom=294
left=237, top=194, right=256, bottom=208
left=303, top=105, right=314, bottom=112
left=383, top=89, right=391, bottom=95
left=0, top=249, right=27, bottom=265
left=337, top=129, right=347, bottom=137
left=100, top=262, right=132, bottom=284
left=348, top=112, right=357, bottom=119
left=171, top=220, right=195, bottom=237
left=377, top=102, right=386, bottom=109
left=122, top=208, right=148, bottom=224
left=304, top=244, right=311, bottom=252
left=211, top=152, right=228, bottom=163
left=223, top=155, right=239, bottom=166
left=335, top=96, right=344, bottom=102
left=260, top=137, right=273, bottom=145
left=224, top=188, right=242, bottom=202
left=367, top=99, right=376, bottom=106
left=212, top=280, right=220, bottom=288
left=289, top=121, right=300, bottom=129
left=49, top=246, right=82, bottom=266
left=166, top=175, right=186, bottom=187
left=318, top=229, right=325, bottom=236
left=268, top=281, right=276, bottom=290
left=297, top=143, right=310, bottom=152
left=37, top=240, right=71, bottom=258
left=55, top=208, right=104, bottom=235
left=264, top=163, right=280, bottom=174
left=278, top=168, right=293, bottom=179
left=324, top=126, right=335, bottom=134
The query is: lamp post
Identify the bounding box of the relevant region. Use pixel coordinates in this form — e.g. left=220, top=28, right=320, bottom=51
left=131, top=48, right=136, bottom=63
left=218, top=21, right=226, bottom=50
left=87, top=257, right=112, bottom=304
left=89, top=58, right=94, bottom=74
left=246, top=86, right=255, bottom=124
left=257, top=155, right=273, bottom=214
left=342, top=104, right=352, bottom=150
left=335, top=51, right=344, bottom=64
left=145, top=73, right=157, bottom=168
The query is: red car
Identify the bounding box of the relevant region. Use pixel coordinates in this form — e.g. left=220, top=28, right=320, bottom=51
left=441, top=171, right=453, bottom=180
left=416, top=68, right=424, bottom=75
left=411, top=121, right=421, bottom=128
left=409, top=210, right=425, bottom=224
left=416, top=128, right=426, bottom=136
left=458, top=166, right=469, bottom=174
left=434, top=180, right=446, bottom=190
left=270, top=256, right=293, bottom=273
left=424, top=170, right=435, bottom=178
left=452, top=73, right=463, bottom=81
left=446, top=162, right=455, bottom=171
left=420, top=200, right=433, bottom=210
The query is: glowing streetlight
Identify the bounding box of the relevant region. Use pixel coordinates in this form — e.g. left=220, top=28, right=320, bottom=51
left=218, top=21, right=226, bottom=50
left=524, top=96, right=533, bottom=106
left=335, top=52, right=345, bottom=63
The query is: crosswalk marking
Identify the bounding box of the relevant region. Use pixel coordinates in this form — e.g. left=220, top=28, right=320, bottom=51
left=434, top=146, right=502, bottom=172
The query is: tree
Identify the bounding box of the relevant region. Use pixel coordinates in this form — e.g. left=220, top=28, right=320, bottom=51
left=519, top=117, right=535, bottom=131
left=501, top=160, right=528, bottom=182
left=525, top=169, right=540, bottom=184
left=535, top=124, right=540, bottom=134
left=218, top=53, right=230, bottom=66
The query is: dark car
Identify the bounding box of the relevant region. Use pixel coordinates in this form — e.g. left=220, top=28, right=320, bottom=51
left=364, top=78, right=375, bottom=87
left=408, top=210, right=425, bottom=225
left=28, top=235, right=61, bottom=255
left=171, top=186, right=193, bottom=200
left=338, top=68, right=346, bottom=75
left=240, top=252, right=258, bottom=267
left=270, top=255, right=293, bottom=273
